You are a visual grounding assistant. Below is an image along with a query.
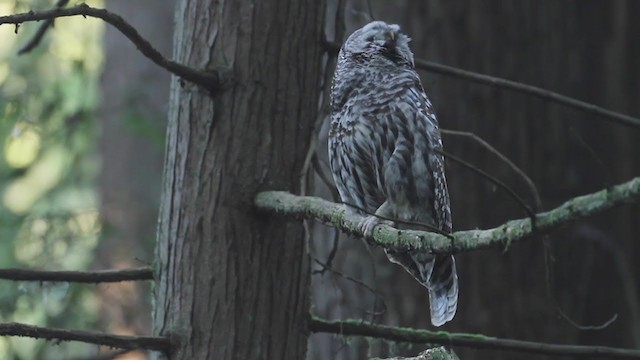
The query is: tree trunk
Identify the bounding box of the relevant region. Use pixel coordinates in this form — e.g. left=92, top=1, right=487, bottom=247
left=152, top=1, right=325, bottom=359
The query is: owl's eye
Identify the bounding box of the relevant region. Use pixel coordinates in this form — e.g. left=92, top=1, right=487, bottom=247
left=365, top=35, right=375, bottom=42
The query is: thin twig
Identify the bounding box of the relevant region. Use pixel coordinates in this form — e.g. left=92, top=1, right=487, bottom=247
left=441, top=129, right=542, bottom=211
left=559, top=312, right=618, bottom=331
left=415, top=58, right=640, bottom=129
left=322, top=41, right=640, bottom=130
left=313, top=229, right=341, bottom=275
left=312, top=258, right=387, bottom=316
left=569, top=127, right=612, bottom=189
left=299, top=2, right=348, bottom=255
left=310, top=316, right=640, bottom=359
left=577, top=226, right=640, bottom=343
left=438, top=149, right=536, bottom=222
left=0, top=322, right=169, bottom=352
left=254, top=177, right=640, bottom=254
left=300, top=0, right=347, bottom=185
left=311, top=156, right=342, bottom=274
left=17, top=0, right=70, bottom=54
left=0, top=267, right=153, bottom=283
left=312, top=155, right=339, bottom=201
left=543, top=128, right=615, bottom=330
left=0, top=4, right=231, bottom=92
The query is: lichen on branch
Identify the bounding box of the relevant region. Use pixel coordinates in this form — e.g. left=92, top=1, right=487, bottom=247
left=255, top=177, right=640, bottom=254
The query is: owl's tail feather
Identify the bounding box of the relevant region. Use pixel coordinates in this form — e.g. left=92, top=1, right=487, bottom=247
left=426, top=255, right=458, bottom=327
left=386, top=251, right=458, bottom=326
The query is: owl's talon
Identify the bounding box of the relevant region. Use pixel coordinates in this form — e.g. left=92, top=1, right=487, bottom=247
left=358, top=216, right=393, bottom=240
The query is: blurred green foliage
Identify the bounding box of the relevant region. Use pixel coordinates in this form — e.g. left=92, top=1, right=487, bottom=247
left=0, top=0, right=105, bottom=358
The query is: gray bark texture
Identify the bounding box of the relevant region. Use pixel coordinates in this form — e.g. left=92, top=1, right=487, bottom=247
left=152, top=1, right=326, bottom=359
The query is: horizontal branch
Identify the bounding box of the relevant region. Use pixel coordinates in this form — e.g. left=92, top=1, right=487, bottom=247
left=0, top=267, right=153, bottom=283
left=324, top=41, right=640, bottom=129
left=0, top=322, right=170, bottom=352
left=0, top=4, right=231, bottom=92
left=310, top=317, right=640, bottom=359
left=255, top=177, right=640, bottom=254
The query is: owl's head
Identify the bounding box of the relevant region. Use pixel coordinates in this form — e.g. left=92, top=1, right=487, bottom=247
left=340, top=21, right=414, bottom=68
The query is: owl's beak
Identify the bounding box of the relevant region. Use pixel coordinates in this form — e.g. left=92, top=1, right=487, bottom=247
left=383, top=30, right=396, bottom=48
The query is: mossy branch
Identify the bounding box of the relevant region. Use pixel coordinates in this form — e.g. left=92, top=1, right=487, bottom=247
left=255, top=177, right=640, bottom=254
left=371, top=346, right=460, bottom=360
left=310, top=317, right=640, bottom=359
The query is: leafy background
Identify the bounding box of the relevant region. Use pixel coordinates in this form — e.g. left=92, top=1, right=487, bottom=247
left=0, top=1, right=127, bottom=358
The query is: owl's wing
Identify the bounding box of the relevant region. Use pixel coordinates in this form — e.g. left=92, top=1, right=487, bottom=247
left=383, top=84, right=457, bottom=327
left=377, top=83, right=451, bottom=232
left=409, top=85, right=452, bottom=233
left=328, top=112, right=386, bottom=215
left=431, top=139, right=452, bottom=233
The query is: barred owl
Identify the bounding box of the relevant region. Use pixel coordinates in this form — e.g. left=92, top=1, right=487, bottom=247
left=328, top=21, right=458, bottom=326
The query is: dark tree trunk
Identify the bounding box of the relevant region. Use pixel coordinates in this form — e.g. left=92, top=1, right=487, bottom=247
left=152, top=1, right=326, bottom=359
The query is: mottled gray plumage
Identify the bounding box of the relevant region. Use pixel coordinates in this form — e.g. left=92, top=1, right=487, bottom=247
left=328, top=21, right=458, bottom=326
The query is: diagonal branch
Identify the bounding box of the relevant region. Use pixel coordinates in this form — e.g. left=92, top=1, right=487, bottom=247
left=0, top=267, right=153, bottom=283
left=0, top=4, right=231, bottom=93
left=254, top=177, right=640, bottom=254
left=438, top=149, right=536, bottom=220
left=441, top=129, right=542, bottom=211
left=324, top=41, right=640, bottom=130
left=0, top=322, right=170, bottom=352
left=310, top=317, right=640, bottom=359
left=413, top=58, right=640, bottom=129
left=17, top=0, right=69, bottom=54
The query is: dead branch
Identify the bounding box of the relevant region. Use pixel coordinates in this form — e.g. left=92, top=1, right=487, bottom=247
left=0, top=322, right=169, bottom=352
left=0, top=267, right=153, bottom=283
left=254, top=177, right=640, bottom=254
left=0, top=4, right=231, bottom=92
left=17, top=0, right=70, bottom=54
left=438, top=149, right=536, bottom=220
left=441, top=129, right=542, bottom=211
left=310, top=317, right=640, bottom=359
